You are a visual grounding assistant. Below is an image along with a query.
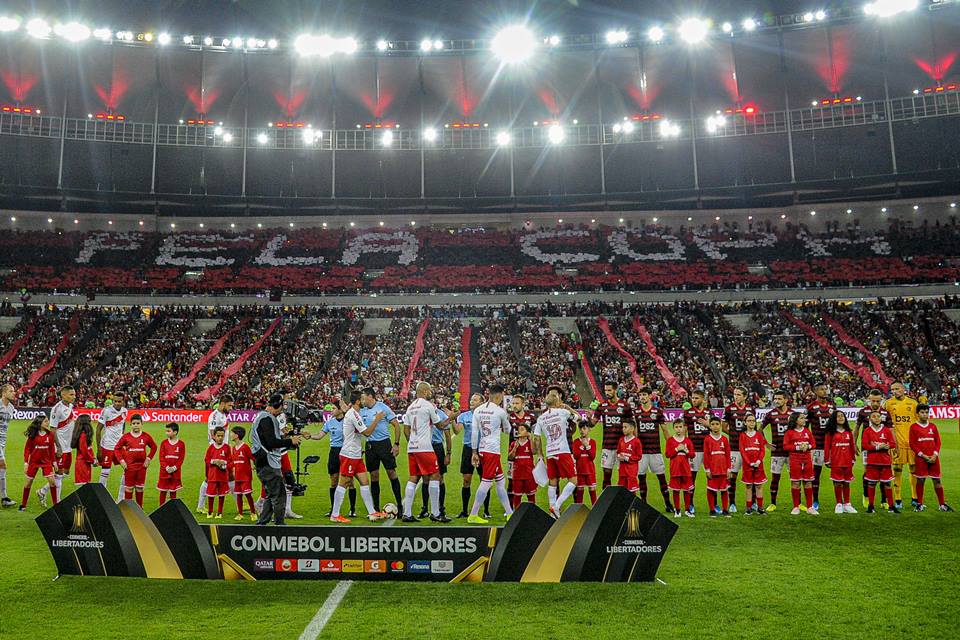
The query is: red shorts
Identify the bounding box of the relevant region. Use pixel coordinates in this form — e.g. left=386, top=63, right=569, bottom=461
left=339, top=455, right=366, bottom=478
left=547, top=453, right=576, bottom=480
left=124, top=465, right=147, bottom=488
left=618, top=470, right=639, bottom=492
left=511, top=477, right=537, bottom=496
left=408, top=451, right=439, bottom=478
left=478, top=452, right=504, bottom=481
left=57, top=451, right=72, bottom=474
left=830, top=466, right=854, bottom=483
left=707, top=474, right=730, bottom=491
left=668, top=475, right=693, bottom=491
left=157, top=473, right=183, bottom=492
left=205, top=480, right=229, bottom=497
left=864, top=464, right=893, bottom=483
left=577, top=472, right=596, bottom=488
left=26, top=462, right=54, bottom=478
left=75, top=459, right=93, bottom=484
left=232, top=480, right=253, bottom=495
left=740, top=464, right=767, bottom=485
left=98, top=448, right=116, bottom=468
left=914, top=456, right=942, bottom=479
left=281, top=453, right=292, bottom=474
left=789, top=456, right=815, bottom=482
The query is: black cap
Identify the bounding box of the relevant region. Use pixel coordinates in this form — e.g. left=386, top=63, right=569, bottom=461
left=268, top=393, right=284, bottom=409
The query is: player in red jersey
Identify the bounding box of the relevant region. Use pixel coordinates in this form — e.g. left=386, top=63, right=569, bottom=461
left=909, top=404, right=953, bottom=512
left=616, top=421, right=642, bottom=493
left=825, top=410, right=857, bottom=514
left=682, top=389, right=711, bottom=511
left=157, top=422, right=185, bottom=507
left=806, top=383, right=836, bottom=511
left=634, top=387, right=671, bottom=512
left=861, top=410, right=899, bottom=513
left=592, top=380, right=634, bottom=490
left=204, top=426, right=230, bottom=518
left=71, top=415, right=96, bottom=486
left=760, top=391, right=792, bottom=512
left=664, top=419, right=695, bottom=518
left=20, top=416, right=61, bottom=511
left=573, top=423, right=598, bottom=504
left=229, top=426, right=257, bottom=520
left=722, top=387, right=752, bottom=513
left=783, top=412, right=818, bottom=515
left=115, top=414, right=157, bottom=508
left=855, top=390, right=892, bottom=508
left=703, top=417, right=732, bottom=517
left=507, top=423, right=537, bottom=509
left=739, top=414, right=769, bottom=515
left=508, top=394, right=535, bottom=498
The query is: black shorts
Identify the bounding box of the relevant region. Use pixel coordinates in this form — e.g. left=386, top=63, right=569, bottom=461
left=460, top=445, right=478, bottom=476
left=433, top=442, right=447, bottom=474
left=327, top=447, right=342, bottom=475
left=365, top=438, right=397, bottom=472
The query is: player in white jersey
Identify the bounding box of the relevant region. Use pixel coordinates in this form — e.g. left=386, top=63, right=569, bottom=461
left=0, top=383, right=17, bottom=507
left=39, top=386, right=76, bottom=505
left=467, top=384, right=514, bottom=524
left=327, top=391, right=386, bottom=522
left=534, top=385, right=581, bottom=518
left=197, top=395, right=234, bottom=513
left=96, top=393, right=128, bottom=501
left=401, top=382, right=451, bottom=522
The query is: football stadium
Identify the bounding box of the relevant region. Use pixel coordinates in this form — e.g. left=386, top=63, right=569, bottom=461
left=1, top=0, right=959, bottom=637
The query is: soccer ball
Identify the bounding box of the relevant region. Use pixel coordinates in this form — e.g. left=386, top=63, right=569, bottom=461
left=382, top=503, right=398, bottom=518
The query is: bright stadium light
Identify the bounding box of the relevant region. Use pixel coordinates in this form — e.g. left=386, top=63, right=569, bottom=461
left=492, top=24, right=537, bottom=64
left=203, top=36, right=213, bottom=46
left=267, top=38, right=278, bottom=49
left=157, top=32, right=171, bottom=45
left=547, top=124, right=565, bottom=144
left=92, top=27, right=111, bottom=40
left=340, top=37, right=358, bottom=54
left=659, top=119, right=681, bottom=137
left=423, top=127, right=437, bottom=142
left=55, top=22, right=91, bottom=42
left=706, top=114, right=726, bottom=133
left=222, top=132, right=233, bottom=143
left=382, top=129, right=394, bottom=146
left=257, top=133, right=268, bottom=144
left=246, top=37, right=258, bottom=49
left=232, top=37, right=243, bottom=48
left=26, top=18, right=51, bottom=39
left=0, top=16, right=21, bottom=32
left=182, top=35, right=194, bottom=45
left=420, top=38, right=433, bottom=52
left=376, top=39, right=389, bottom=51
left=864, top=0, right=917, bottom=17
left=647, top=26, right=664, bottom=43
left=213, top=126, right=224, bottom=136
left=295, top=33, right=339, bottom=57
left=222, top=38, right=232, bottom=47
left=721, top=22, right=733, bottom=33
left=742, top=18, right=757, bottom=31
left=303, top=129, right=318, bottom=144
left=815, top=10, right=827, bottom=20
left=678, top=18, right=708, bottom=44
left=621, top=121, right=634, bottom=134
left=496, top=131, right=512, bottom=146
left=547, top=34, right=561, bottom=46
left=605, top=30, right=628, bottom=45
left=433, top=40, right=443, bottom=50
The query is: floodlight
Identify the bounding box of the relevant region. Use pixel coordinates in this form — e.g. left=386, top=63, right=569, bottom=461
left=423, top=127, right=437, bottom=142
left=621, top=121, right=634, bottom=134
left=678, top=18, right=708, bottom=44
left=376, top=39, right=389, bottom=51
left=92, top=28, right=111, bottom=40
left=267, top=39, right=278, bottom=49
left=721, top=22, right=733, bottom=33
left=547, top=124, right=565, bottom=144
left=863, top=0, right=917, bottom=17
left=660, top=119, right=681, bottom=137
left=257, top=133, right=268, bottom=144
left=815, top=10, right=827, bottom=20
left=55, top=22, right=91, bottom=42
left=492, top=25, right=537, bottom=63
left=0, top=17, right=21, bottom=32
left=647, top=26, right=664, bottom=43
left=420, top=39, right=432, bottom=52
left=548, top=34, right=561, bottom=46
left=742, top=18, right=757, bottom=31
left=605, top=30, right=628, bottom=45
left=182, top=35, right=194, bottom=45
left=496, top=131, right=512, bottom=146
left=222, top=132, right=233, bottom=143
left=203, top=36, right=213, bottom=46
left=26, top=18, right=51, bottom=39
left=158, top=32, right=171, bottom=45
left=382, top=130, right=394, bottom=146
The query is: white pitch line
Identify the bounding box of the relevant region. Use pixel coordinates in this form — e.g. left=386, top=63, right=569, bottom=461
left=300, top=580, right=353, bottom=640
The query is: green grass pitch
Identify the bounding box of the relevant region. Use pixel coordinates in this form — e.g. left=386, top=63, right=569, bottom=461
left=1, top=419, right=959, bottom=639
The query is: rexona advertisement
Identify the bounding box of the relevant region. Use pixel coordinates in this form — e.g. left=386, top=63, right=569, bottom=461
left=37, top=484, right=677, bottom=583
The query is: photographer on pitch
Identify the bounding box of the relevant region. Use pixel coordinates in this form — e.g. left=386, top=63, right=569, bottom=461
left=252, top=393, right=303, bottom=526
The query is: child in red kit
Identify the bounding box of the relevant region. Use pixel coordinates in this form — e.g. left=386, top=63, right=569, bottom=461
left=703, top=417, right=731, bottom=517
left=909, top=404, right=953, bottom=512
left=573, top=424, right=598, bottom=505
left=861, top=409, right=899, bottom=514
left=507, top=423, right=537, bottom=509
left=157, top=422, right=185, bottom=506
left=20, top=416, right=60, bottom=511
left=204, top=426, right=230, bottom=518
left=825, top=410, right=857, bottom=514
left=115, top=414, right=157, bottom=507
left=72, top=415, right=97, bottom=486
left=664, top=419, right=695, bottom=518
left=784, top=412, right=817, bottom=515
left=617, top=422, right=642, bottom=494
left=230, top=426, right=257, bottom=521
left=739, top=414, right=769, bottom=515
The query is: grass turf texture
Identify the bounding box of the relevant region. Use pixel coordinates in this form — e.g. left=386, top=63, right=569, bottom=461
left=1, top=419, right=959, bottom=639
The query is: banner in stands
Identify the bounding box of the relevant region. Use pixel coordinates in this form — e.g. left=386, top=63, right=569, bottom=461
left=38, top=485, right=677, bottom=583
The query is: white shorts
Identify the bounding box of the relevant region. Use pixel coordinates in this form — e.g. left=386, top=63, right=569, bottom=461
left=728, top=452, right=743, bottom=473
left=690, top=452, right=704, bottom=473
left=770, top=456, right=788, bottom=475
left=601, top=449, right=619, bottom=470
left=0, top=426, right=6, bottom=461
left=506, top=460, right=513, bottom=480
left=812, top=449, right=825, bottom=466
left=639, top=453, right=665, bottom=475
left=861, top=451, right=868, bottom=466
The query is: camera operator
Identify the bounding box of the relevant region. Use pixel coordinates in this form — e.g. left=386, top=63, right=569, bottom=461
left=252, top=393, right=302, bottom=526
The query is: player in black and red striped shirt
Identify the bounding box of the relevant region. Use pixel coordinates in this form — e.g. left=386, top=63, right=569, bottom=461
left=591, top=380, right=634, bottom=491
left=806, top=383, right=836, bottom=510
left=634, top=387, right=671, bottom=512
left=682, top=389, right=711, bottom=513
left=723, top=387, right=752, bottom=513
left=760, top=390, right=793, bottom=511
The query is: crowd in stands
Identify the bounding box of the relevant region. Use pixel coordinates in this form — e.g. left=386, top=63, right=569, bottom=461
left=518, top=319, right=579, bottom=403
left=352, top=320, right=421, bottom=405
left=475, top=319, right=525, bottom=397
left=410, top=319, right=463, bottom=402
left=3, top=218, right=960, bottom=294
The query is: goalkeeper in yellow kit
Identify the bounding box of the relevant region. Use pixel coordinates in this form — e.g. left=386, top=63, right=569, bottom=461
left=884, top=382, right=919, bottom=509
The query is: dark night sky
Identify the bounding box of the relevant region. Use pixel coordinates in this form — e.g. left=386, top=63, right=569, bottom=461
left=4, top=1, right=825, bottom=39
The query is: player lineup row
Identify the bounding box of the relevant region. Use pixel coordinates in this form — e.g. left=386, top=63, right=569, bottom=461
left=2, top=380, right=954, bottom=519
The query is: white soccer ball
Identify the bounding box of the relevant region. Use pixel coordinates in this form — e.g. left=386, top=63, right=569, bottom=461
left=382, top=503, right=398, bottom=518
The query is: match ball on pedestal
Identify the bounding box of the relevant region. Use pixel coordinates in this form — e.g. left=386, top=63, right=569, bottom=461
left=382, top=503, right=398, bottom=518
